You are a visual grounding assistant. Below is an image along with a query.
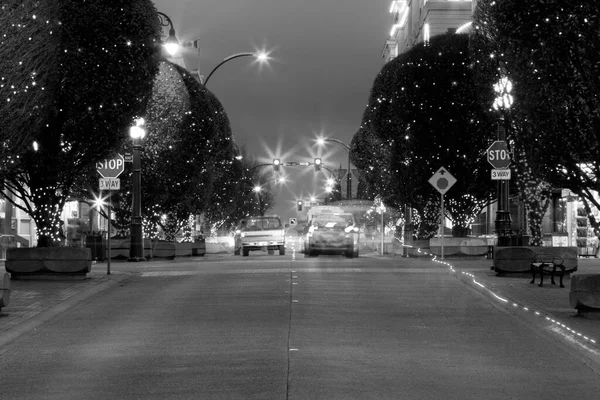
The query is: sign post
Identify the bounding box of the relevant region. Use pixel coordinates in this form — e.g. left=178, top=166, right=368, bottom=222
left=428, top=167, right=457, bottom=260
left=96, top=154, right=124, bottom=275
left=487, top=140, right=512, bottom=244
left=106, top=193, right=111, bottom=275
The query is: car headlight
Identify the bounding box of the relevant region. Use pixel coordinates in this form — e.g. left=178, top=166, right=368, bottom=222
left=240, top=232, right=246, bottom=238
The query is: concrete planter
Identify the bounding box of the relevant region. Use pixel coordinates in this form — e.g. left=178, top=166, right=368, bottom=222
left=429, top=237, right=488, bottom=258
left=570, top=274, right=600, bottom=319
left=108, top=238, right=153, bottom=259
left=5, top=247, right=92, bottom=280
left=493, top=246, right=578, bottom=274
left=152, top=241, right=176, bottom=259
left=152, top=241, right=206, bottom=258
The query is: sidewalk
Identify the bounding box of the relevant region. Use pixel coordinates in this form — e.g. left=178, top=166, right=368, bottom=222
left=0, top=263, right=133, bottom=349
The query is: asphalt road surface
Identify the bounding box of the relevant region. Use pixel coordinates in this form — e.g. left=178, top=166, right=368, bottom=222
left=1, top=253, right=600, bottom=399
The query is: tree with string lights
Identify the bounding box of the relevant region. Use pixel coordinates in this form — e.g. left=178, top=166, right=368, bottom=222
left=471, top=0, right=600, bottom=244
left=0, top=1, right=161, bottom=247
left=71, top=61, right=249, bottom=242
left=350, top=122, right=390, bottom=202
left=135, top=62, right=241, bottom=240
left=362, top=32, right=497, bottom=237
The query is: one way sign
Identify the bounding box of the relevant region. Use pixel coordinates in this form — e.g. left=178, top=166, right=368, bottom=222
left=428, top=167, right=457, bottom=195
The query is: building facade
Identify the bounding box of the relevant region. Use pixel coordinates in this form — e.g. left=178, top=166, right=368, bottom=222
left=382, top=0, right=474, bottom=62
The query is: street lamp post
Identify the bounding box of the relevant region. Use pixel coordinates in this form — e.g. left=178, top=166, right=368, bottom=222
left=317, top=138, right=352, bottom=200
left=204, top=52, right=269, bottom=86
left=156, top=12, right=180, bottom=57
left=125, top=10, right=177, bottom=261
left=493, top=77, right=514, bottom=246
left=129, top=118, right=146, bottom=261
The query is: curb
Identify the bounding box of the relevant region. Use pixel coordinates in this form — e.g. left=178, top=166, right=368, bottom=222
left=0, top=272, right=133, bottom=352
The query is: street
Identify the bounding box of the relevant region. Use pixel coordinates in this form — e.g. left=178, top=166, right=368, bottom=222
left=1, top=253, right=600, bottom=399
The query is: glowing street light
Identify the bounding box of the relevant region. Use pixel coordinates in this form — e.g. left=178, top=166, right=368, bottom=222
left=493, top=77, right=513, bottom=111
left=204, top=51, right=271, bottom=86
left=156, top=12, right=180, bottom=57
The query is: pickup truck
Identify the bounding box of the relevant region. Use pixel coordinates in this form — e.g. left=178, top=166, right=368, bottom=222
left=234, top=215, right=287, bottom=257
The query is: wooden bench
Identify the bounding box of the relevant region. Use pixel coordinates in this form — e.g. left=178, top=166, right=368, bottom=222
left=530, top=253, right=565, bottom=288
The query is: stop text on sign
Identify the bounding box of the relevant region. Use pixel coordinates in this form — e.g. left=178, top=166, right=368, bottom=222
left=97, top=154, right=125, bottom=178
left=488, top=149, right=509, bottom=161
left=486, top=140, right=511, bottom=169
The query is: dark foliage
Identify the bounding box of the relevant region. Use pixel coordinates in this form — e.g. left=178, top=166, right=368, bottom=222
left=0, top=0, right=161, bottom=246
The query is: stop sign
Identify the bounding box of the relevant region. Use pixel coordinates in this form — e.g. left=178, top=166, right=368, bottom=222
left=97, top=154, right=125, bottom=178
left=487, top=141, right=511, bottom=169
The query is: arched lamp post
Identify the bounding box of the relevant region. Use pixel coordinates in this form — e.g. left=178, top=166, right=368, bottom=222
left=129, top=118, right=146, bottom=261
left=204, top=52, right=269, bottom=86
left=125, top=11, right=177, bottom=261
left=493, top=76, right=514, bottom=245
left=317, top=138, right=352, bottom=200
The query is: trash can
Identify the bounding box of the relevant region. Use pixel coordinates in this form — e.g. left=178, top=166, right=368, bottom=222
left=86, top=234, right=105, bottom=261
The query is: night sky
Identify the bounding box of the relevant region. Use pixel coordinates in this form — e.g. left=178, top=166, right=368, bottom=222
left=152, top=0, right=391, bottom=220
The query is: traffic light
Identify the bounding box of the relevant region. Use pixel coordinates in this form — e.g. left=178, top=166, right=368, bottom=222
left=297, top=200, right=303, bottom=212
left=273, top=158, right=281, bottom=172
left=314, top=158, right=322, bottom=171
